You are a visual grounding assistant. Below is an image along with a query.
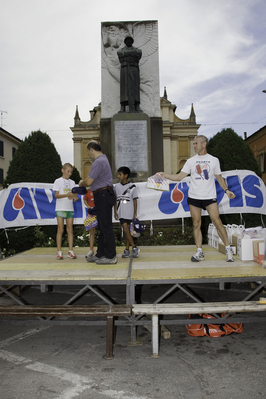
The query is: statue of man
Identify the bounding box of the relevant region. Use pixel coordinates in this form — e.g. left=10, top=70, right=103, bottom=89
left=117, top=36, right=142, bottom=113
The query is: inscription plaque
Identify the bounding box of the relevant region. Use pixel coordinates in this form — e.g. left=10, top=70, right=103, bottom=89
left=115, top=120, right=148, bottom=172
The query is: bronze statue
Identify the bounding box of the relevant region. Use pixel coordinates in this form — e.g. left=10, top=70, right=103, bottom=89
left=117, top=36, right=142, bottom=112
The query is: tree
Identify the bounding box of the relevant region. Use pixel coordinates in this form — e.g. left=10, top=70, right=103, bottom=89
left=4, top=130, right=62, bottom=187
left=207, top=128, right=261, bottom=176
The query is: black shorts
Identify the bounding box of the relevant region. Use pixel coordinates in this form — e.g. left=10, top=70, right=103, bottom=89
left=187, top=197, right=217, bottom=211
left=119, top=218, right=131, bottom=226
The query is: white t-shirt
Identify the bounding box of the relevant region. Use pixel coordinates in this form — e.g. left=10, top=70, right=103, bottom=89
left=53, top=177, right=76, bottom=211
left=114, top=182, right=138, bottom=220
left=181, top=153, right=221, bottom=199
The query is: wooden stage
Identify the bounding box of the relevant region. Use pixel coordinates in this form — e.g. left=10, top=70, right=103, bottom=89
left=1, top=245, right=266, bottom=284
left=1, top=245, right=266, bottom=341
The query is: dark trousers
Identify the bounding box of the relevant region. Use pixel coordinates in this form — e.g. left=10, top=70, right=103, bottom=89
left=94, top=188, right=116, bottom=259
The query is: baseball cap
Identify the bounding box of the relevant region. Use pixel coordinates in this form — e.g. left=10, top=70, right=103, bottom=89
left=132, top=218, right=146, bottom=233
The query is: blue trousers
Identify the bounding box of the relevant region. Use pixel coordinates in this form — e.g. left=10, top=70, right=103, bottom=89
left=94, top=188, right=116, bottom=259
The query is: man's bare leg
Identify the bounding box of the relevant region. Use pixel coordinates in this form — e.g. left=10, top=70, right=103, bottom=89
left=189, top=204, right=203, bottom=249
left=206, top=203, right=229, bottom=246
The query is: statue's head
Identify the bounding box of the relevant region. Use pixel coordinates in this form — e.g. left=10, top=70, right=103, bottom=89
left=124, top=36, right=134, bottom=47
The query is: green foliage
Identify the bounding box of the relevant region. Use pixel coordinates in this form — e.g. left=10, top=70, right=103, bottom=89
left=4, top=130, right=62, bottom=187
left=0, top=225, right=57, bottom=257
left=34, top=225, right=55, bottom=247
left=207, top=128, right=261, bottom=176
left=136, top=226, right=195, bottom=246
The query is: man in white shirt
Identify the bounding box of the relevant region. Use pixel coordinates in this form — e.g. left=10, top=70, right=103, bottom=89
left=158, top=135, right=235, bottom=262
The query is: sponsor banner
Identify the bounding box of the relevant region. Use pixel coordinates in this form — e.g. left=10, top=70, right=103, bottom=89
left=0, top=170, right=265, bottom=228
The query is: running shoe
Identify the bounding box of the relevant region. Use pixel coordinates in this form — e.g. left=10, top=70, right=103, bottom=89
left=56, top=251, right=63, bottom=260
left=132, top=247, right=140, bottom=258
left=85, top=250, right=94, bottom=259
left=68, top=250, right=77, bottom=259
left=95, top=256, right=117, bottom=264
left=122, top=249, right=130, bottom=258
left=191, top=250, right=205, bottom=262
left=86, top=254, right=101, bottom=263
left=226, top=248, right=234, bottom=262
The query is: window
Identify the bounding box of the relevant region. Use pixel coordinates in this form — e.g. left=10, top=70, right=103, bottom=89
left=12, top=147, right=16, bottom=158
left=0, top=169, right=3, bottom=185
left=0, top=141, right=3, bottom=157
left=257, top=151, right=265, bottom=173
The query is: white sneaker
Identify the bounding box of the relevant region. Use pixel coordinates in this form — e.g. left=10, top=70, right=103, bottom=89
left=191, top=250, right=205, bottom=262
left=95, top=256, right=117, bottom=265
left=226, top=248, right=234, bottom=262
left=86, top=254, right=101, bottom=263
left=132, top=247, right=140, bottom=258
left=122, top=249, right=130, bottom=258
left=85, top=250, right=94, bottom=259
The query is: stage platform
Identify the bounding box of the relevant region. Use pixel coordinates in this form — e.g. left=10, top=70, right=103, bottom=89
left=1, top=246, right=266, bottom=338
left=1, top=245, right=266, bottom=284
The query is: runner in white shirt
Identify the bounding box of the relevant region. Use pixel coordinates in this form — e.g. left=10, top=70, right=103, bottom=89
left=157, top=135, right=235, bottom=262
left=53, top=163, right=78, bottom=260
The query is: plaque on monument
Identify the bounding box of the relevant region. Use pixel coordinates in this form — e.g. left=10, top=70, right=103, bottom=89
left=115, top=120, right=148, bottom=172
left=111, top=113, right=151, bottom=181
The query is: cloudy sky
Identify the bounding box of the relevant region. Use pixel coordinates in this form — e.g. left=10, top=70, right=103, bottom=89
left=1, top=0, right=266, bottom=166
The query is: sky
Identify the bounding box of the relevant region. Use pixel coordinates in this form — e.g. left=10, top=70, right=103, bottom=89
left=1, top=0, right=266, bottom=166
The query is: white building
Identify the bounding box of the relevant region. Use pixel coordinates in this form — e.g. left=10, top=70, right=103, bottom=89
left=0, top=127, right=21, bottom=190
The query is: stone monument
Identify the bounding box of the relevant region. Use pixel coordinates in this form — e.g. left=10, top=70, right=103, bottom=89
left=100, top=20, right=163, bottom=180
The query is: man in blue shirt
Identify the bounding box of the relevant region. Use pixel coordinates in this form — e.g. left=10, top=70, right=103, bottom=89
left=79, top=141, right=117, bottom=264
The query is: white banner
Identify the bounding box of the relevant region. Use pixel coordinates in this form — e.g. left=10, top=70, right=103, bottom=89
left=0, top=170, right=265, bottom=228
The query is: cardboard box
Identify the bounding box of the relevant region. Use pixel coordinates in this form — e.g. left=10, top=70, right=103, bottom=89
left=218, top=242, right=236, bottom=255
left=253, top=239, right=265, bottom=265
left=237, top=235, right=263, bottom=261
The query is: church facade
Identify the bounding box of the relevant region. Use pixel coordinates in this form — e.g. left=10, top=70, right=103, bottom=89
left=70, top=88, right=200, bottom=180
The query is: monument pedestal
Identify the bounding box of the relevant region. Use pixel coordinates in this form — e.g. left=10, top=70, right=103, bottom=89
left=100, top=114, right=163, bottom=181
left=111, top=113, right=151, bottom=181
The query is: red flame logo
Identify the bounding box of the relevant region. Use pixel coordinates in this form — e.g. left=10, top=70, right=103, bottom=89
left=171, top=185, right=184, bottom=203
left=13, top=189, right=25, bottom=210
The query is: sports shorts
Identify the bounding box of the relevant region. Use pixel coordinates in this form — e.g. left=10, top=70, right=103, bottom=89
left=187, top=197, right=217, bottom=211
left=119, top=218, right=131, bottom=226
left=55, top=211, right=74, bottom=219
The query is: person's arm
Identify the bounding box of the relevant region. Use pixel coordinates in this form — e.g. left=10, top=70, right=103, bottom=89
left=79, top=177, right=94, bottom=187
left=215, top=174, right=235, bottom=199
left=54, top=191, right=77, bottom=200
left=70, top=193, right=79, bottom=202
left=114, top=199, right=118, bottom=220
left=133, top=198, right=137, bottom=220
left=156, top=171, right=188, bottom=181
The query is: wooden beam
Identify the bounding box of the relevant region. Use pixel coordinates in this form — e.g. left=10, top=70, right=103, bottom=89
left=132, top=301, right=266, bottom=315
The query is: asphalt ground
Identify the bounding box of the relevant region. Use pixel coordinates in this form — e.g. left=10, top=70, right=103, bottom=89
left=0, top=283, right=265, bottom=399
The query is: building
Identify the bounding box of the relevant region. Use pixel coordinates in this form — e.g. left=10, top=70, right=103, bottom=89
left=70, top=88, right=200, bottom=179
left=0, top=127, right=21, bottom=190
left=245, top=125, right=266, bottom=184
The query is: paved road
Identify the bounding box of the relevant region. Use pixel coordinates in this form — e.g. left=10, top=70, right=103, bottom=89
left=0, top=283, right=265, bottom=399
